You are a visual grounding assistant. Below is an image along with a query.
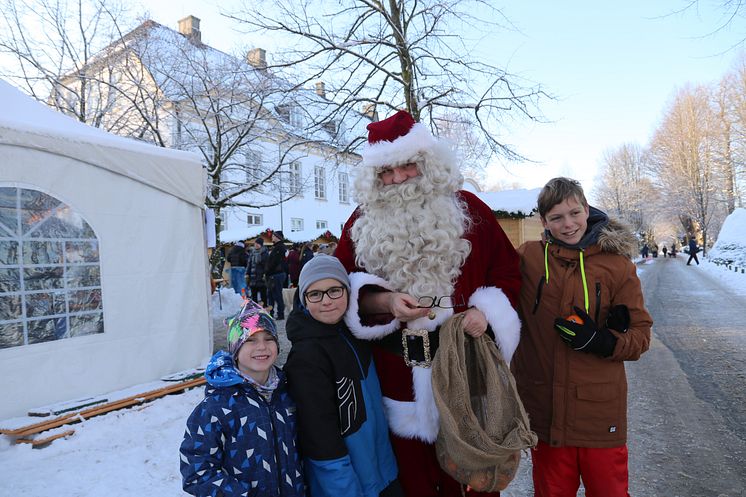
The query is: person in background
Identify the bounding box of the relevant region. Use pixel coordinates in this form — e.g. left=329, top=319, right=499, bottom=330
left=335, top=110, right=521, bottom=497
left=284, top=255, right=403, bottom=497
left=512, top=177, right=653, bottom=497
left=180, top=299, right=305, bottom=497
left=226, top=241, right=248, bottom=295
left=662, top=245, right=668, bottom=258
left=687, top=238, right=700, bottom=265
left=640, top=243, right=649, bottom=259
left=299, top=242, right=314, bottom=272
left=288, top=242, right=302, bottom=287
left=266, top=230, right=288, bottom=320
left=247, top=237, right=269, bottom=306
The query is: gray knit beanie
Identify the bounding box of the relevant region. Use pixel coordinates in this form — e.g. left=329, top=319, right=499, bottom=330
left=298, top=255, right=351, bottom=304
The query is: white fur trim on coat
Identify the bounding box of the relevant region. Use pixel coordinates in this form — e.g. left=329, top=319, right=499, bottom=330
left=344, top=272, right=401, bottom=339
left=381, top=367, right=439, bottom=442
left=469, top=286, right=521, bottom=363
left=362, top=123, right=438, bottom=169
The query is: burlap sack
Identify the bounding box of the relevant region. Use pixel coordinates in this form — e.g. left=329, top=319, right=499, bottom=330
left=431, top=314, right=537, bottom=492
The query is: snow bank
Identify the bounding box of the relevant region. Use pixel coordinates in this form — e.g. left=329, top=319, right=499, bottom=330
left=709, top=208, right=746, bottom=267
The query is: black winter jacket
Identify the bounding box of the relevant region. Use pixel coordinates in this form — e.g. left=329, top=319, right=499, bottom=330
left=227, top=244, right=248, bottom=267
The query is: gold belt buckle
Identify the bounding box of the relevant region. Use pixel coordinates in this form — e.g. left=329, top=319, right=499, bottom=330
left=402, top=328, right=431, bottom=368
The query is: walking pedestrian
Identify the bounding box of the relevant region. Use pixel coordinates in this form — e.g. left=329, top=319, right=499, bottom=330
left=687, top=238, right=700, bottom=265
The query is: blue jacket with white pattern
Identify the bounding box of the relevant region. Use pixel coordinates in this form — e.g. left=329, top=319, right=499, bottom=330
left=180, top=351, right=306, bottom=497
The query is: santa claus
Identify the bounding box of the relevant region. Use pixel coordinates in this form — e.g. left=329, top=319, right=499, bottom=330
left=335, top=110, right=522, bottom=497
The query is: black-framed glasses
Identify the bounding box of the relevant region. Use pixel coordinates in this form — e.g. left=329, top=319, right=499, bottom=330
left=416, top=295, right=465, bottom=309
left=305, top=286, right=346, bottom=303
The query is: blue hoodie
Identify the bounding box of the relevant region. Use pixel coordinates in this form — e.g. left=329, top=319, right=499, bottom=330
left=180, top=351, right=306, bottom=497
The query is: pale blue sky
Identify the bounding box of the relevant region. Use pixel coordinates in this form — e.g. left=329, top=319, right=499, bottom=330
left=137, top=1, right=746, bottom=194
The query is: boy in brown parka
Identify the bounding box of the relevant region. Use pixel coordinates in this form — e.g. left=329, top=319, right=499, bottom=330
left=512, top=177, right=653, bottom=497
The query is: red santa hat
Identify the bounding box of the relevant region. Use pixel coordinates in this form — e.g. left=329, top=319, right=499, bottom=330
left=362, top=110, right=438, bottom=169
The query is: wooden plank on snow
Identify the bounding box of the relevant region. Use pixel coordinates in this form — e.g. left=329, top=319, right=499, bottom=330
left=0, top=377, right=205, bottom=437
left=17, top=429, right=75, bottom=447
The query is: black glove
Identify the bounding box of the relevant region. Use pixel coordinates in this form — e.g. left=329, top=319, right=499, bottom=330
left=554, top=306, right=617, bottom=357
left=605, top=304, right=630, bottom=333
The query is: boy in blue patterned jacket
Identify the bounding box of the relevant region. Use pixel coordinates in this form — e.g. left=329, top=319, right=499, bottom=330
left=180, top=299, right=305, bottom=497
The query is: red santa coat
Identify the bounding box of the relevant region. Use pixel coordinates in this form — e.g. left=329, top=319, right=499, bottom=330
left=336, top=190, right=522, bottom=442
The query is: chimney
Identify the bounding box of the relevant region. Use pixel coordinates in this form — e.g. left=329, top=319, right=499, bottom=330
left=178, top=15, right=201, bottom=44
left=315, top=81, right=326, bottom=98
left=362, top=103, right=379, bottom=122
left=247, top=48, right=267, bottom=69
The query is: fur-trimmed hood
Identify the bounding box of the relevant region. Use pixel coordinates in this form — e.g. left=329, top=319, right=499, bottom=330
left=596, top=218, right=638, bottom=258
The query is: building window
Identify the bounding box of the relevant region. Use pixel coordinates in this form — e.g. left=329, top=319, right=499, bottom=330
left=291, top=218, right=304, bottom=232
left=316, top=220, right=328, bottom=229
left=245, top=150, right=262, bottom=183
left=289, top=106, right=303, bottom=129
left=289, top=161, right=302, bottom=195
left=247, top=213, right=262, bottom=226
left=0, top=187, right=105, bottom=349
left=314, top=166, right=326, bottom=199
left=338, top=172, right=349, bottom=203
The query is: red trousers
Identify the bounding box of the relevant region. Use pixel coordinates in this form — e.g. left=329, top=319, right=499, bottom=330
left=391, top=433, right=500, bottom=497
left=530, top=441, right=630, bottom=497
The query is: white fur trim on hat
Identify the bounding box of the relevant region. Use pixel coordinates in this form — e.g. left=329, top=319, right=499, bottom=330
left=381, top=367, right=439, bottom=442
left=362, top=123, right=438, bottom=169
left=344, top=272, right=401, bottom=339
left=469, top=286, right=521, bottom=363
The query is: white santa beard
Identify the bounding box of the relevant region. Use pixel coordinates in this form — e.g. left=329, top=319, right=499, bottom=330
left=351, top=178, right=471, bottom=297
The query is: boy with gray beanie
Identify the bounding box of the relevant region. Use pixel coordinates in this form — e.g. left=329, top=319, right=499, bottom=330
left=284, top=255, right=403, bottom=497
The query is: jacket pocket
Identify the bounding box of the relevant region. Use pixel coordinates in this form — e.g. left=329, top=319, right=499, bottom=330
left=568, top=382, right=623, bottom=437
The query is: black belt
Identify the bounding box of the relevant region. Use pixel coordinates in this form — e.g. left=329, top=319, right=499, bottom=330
left=378, top=326, right=440, bottom=368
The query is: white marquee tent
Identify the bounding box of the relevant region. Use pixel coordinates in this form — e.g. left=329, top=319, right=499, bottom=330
left=0, top=79, right=211, bottom=420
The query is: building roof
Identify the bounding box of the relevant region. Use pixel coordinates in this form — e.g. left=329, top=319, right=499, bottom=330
left=474, top=188, right=541, bottom=216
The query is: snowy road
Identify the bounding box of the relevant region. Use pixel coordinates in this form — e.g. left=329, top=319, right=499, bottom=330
left=629, top=256, right=746, bottom=496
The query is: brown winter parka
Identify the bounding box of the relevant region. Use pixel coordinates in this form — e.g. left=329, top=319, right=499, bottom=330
left=512, top=219, right=652, bottom=448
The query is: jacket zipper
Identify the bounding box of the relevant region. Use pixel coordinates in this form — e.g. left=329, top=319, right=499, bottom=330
left=532, top=276, right=545, bottom=315
left=259, top=394, right=283, bottom=496
left=594, top=282, right=601, bottom=324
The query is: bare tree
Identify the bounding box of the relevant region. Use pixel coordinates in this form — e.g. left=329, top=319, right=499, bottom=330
left=118, top=22, right=333, bottom=249
left=0, top=0, right=137, bottom=121
left=227, top=0, right=548, bottom=165
left=677, top=0, right=746, bottom=47
left=647, top=85, right=722, bottom=254
left=721, top=57, right=746, bottom=208
left=593, top=143, right=655, bottom=238
left=711, top=70, right=741, bottom=213
left=0, top=1, right=340, bottom=255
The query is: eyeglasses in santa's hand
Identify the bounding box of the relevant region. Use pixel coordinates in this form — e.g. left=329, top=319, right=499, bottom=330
left=304, top=286, right=346, bottom=303
left=416, top=295, right=465, bottom=309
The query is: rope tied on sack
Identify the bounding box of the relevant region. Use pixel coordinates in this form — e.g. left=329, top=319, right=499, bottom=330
left=431, top=313, right=538, bottom=493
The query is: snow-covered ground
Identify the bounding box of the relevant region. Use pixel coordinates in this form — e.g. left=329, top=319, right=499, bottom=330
left=2, top=216, right=745, bottom=497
